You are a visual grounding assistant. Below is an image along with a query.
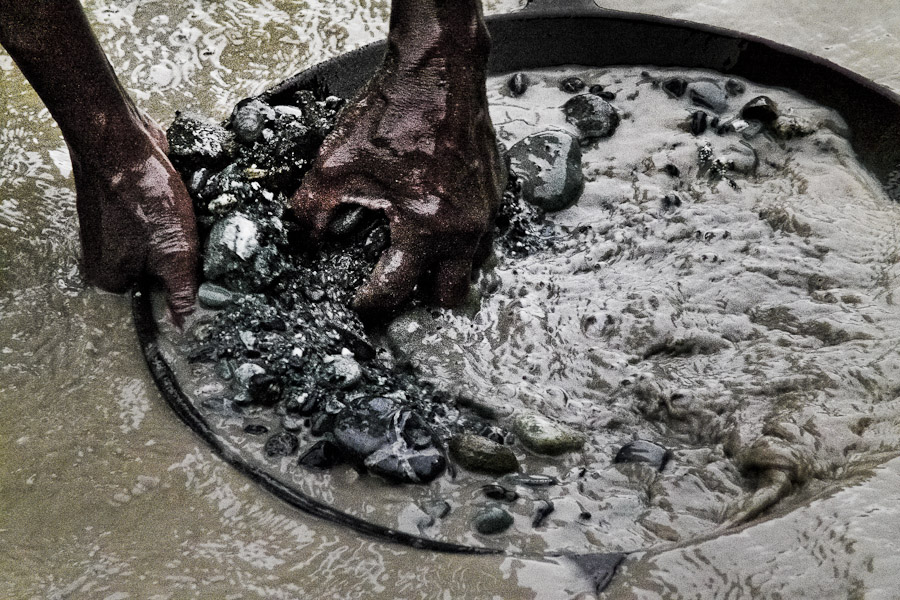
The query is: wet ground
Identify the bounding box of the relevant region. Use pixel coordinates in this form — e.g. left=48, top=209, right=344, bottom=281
left=3, top=1, right=900, bottom=598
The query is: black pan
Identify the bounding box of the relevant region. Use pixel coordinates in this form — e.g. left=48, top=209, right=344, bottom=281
left=134, top=0, right=900, bottom=586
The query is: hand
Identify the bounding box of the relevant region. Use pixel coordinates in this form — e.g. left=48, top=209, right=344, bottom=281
left=289, top=0, right=505, bottom=316
left=71, top=112, right=199, bottom=324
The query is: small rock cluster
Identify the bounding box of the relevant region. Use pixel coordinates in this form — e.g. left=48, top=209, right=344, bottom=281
left=169, top=86, right=586, bottom=495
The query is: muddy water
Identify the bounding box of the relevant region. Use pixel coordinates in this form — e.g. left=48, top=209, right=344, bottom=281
left=2, top=1, right=900, bottom=599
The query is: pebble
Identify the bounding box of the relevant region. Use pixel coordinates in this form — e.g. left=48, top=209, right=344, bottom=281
left=298, top=440, right=343, bottom=469
left=482, top=483, right=519, bottom=502
left=688, top=81, right=728, bottom=113
left=725, top=78, right=746, bottom=96
left=203, top=212, right=284, bottom=292
left=614, top=439, right=670, bottom=471
left=661, top=77, right=688, bottom=98
left=508, top=72, right=529, bottom=97
left=532, top=499, right=555, bottom=527
left=741, top=95, right=780, bottom=123
left=323, top=354, right=362, bottom=389
left=560, top=76, right=587, bottom=93
left=513, top=410, right=586, bottom=455
left=198, top=282, right=235, bottom=309
left=166, top=111, right=232, bottom=168
left=243, top=423, right=269, bottom=435
left=562, top=94, right=620, bottom=141
left=231, top=98, right=276, bottom=144
left=265, top=432, right=299, bottom=457
left=473, top=506, right=514, bottom=535
left=449, top=433, right=520, bottom=474
left=248, top=372, right=281, bottom=406
left=507, top=130, right=584, bottom=212
left=690, top=110, right=708, bottom=136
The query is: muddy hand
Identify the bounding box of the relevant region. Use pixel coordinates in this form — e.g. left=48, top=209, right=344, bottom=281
left=289, top=0, right=506, bottom=316
left=73, top=114, right=199, bottom=324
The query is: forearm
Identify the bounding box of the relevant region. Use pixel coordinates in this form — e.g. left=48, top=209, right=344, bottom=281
left=0, top=0, right=141, bottom=157
left=386, top=0, right=491, bottom=68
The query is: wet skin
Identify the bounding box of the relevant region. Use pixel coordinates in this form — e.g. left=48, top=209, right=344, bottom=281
left=0, top=0, right=199, bottom=324
left=0, top=0, right=504, bottom=319
left=290, top=0, right=506, bottom=315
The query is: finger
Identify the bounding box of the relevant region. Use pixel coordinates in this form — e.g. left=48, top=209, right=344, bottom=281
left=148, top=225, right=199, bottom=327
left=472, top=230, right=495, bottom=269
left=353, top=244, right=427, bottom=317
left=431, top=255, right=474, bottom=307
left=288, top=183, right=336, bottom=245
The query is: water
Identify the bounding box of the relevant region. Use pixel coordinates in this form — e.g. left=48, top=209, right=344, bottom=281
left=2, top=1, right=900, bottom=598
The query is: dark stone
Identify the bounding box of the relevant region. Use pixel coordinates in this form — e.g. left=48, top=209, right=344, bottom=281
left=662, top=77, right=688, bottom=98
left=504, top=473, right=558, bottom=487
left=166, top=111, right=232, bottom=169
left=598, top=90, right=616, bottom=101
left=560, top=76, right=586, bottom=93
left=310, top=412, right=334, bottom=436
left=614, top=439, right=671, bottom=471
left=663, top=164, right=680, bottom=178
left=482, top=483, right=519, bottom=502
left=298, top=440, right=343, bottom=469
left=473, top=506, right=514, bottom=535
left=741, top=95, right=780, bottom=123
left=244, top=423, right=269, bottom=435
left=265, top=432, right=299, bottom=457
left=688, top=81, right=728, bottom=113
left=508, top=72, right=529, bottom=97
left=562, top=94, right=619, bottom=141
left=326, top=205, right=369, bottom=238
left=690, top=110, right=708, bottom=136
left=508, top=130, right=584, bottom=212
left=198, top=282, right=235, bottom=309
left=725, top=78, right=746, bottom=96
left=248, top=373, right=281, bottom=406
left=368, top=448, right=446, bottom=484
left=588, top=83, right=605, bottom=95
left=662, top=194, right=682, bottom=210
left=568, top=553, right=627, bottom=594
left=532, top=500, right=555, bottom=527
left=449, top=434, right=519, bottom=474
left=579, top=511, right=592, bottom=521
left=231, top=98, right=276, bottom=144
left=203, top=212, right=285, bottom=293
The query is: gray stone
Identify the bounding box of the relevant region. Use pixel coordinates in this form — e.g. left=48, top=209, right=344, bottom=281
left=449, top=433, right=519, bottom=474
left=513, top=410, right=586, bottom=455
left=508, top=131, right=584, bottom=212
left=203, top=212, right=283, bottom=292
left=688, top=81, right=728, bottom=113
left=323, top=353, right=362, bottom=389
left=473, top=506, right=514, bottom=535
left=166, top=112, right=232, bottom=168
left=231, top=98, right=276, bottom=144
left=198, top=282, right=235, bottom=309
left=614, top=439, right=670, bottom=471
left=562, top=94, right=619, bottom=140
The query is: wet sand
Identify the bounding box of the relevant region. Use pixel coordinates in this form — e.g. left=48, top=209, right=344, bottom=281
left=2, top=1, right=900, bottom=598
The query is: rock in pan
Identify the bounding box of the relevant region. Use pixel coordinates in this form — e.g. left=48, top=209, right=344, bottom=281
left=614, top=439, right=670, bottom=471
left=508, top=130, right=585, bottom=213
left=513, top=410, right=586, bottom=455
left=450, top=433, right=520, bottom=474
left=473, top=506, right=514, bottom=535
left=562, top=94, right=620, bottom=141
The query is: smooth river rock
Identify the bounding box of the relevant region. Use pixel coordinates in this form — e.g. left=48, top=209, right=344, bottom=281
left=513, top=410, right=586, bottom=455
left=508, top=130, right=584, bottom=212
left=450, top=433, right=519, bottom=474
